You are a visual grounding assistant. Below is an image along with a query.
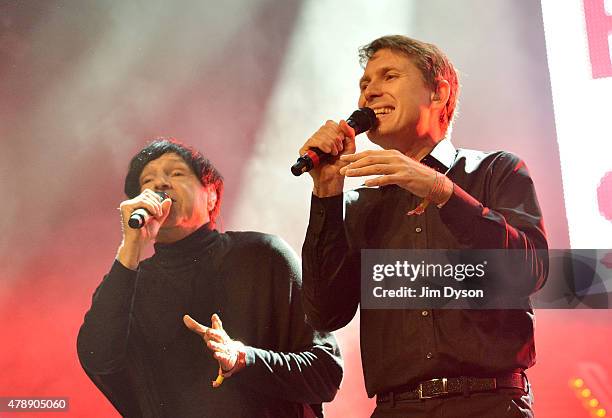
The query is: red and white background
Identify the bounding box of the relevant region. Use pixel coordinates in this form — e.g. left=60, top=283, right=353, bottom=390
left=0, top=0, right=610, bottom=416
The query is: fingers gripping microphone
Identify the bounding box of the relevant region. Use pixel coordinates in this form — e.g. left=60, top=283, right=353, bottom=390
left=291, top=107, right=377, bottom=176
left=128, top=191, right=169, bottom=229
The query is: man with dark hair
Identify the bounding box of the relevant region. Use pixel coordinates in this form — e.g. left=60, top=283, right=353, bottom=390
left=78, top=138, right=342, bottom=418
left=123, top=139, right=224, bottom=227
left=299, top=35, right=547, bottom=417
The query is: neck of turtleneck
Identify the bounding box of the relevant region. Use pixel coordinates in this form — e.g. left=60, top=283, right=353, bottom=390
left=153, top=223, right=219, bottom=264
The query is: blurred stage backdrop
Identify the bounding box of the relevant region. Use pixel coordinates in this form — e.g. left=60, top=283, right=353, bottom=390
left=1, top=0, right=611, bottom=417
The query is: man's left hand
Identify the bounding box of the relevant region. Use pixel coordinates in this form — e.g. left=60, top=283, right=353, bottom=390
left=183, top=314, right=245, bottom=375
left=339, top=150, right=451, bottom=204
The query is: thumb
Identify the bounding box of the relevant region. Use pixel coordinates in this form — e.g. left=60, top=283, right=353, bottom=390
left=183, top=314, right=208, bottom=337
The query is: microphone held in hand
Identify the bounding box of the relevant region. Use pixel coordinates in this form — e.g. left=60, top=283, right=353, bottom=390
left=291, top=107, right=377, bottom=176
left=128, top=191, right=169, bottom=229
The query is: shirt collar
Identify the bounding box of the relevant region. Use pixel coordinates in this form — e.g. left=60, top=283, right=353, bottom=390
left=423, top=138, right=457, bottom=170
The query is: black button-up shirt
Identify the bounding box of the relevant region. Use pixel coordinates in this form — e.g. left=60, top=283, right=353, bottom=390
left=301, top=140, right=548, bottom=397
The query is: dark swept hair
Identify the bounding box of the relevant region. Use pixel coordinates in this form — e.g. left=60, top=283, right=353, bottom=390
left=124, top=137, right=224, bottom=226
left=358, top=35, right=460, bottom=134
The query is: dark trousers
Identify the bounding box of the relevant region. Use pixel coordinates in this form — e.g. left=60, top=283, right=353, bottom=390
left=371, top=389, right=534, bottom=418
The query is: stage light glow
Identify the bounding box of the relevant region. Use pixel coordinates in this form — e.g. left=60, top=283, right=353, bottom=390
left=571, top=375, right=610, bottom=418
left=572, top=378, right=585, bottom=388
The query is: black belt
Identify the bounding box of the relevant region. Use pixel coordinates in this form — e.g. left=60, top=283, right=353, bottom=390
left=377, top=373, right=528, bottom=403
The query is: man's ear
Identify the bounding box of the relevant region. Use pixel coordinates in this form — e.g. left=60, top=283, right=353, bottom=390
left=431, top=79, right=450, bottom=109
left=207, top=186, right=218, bottom=213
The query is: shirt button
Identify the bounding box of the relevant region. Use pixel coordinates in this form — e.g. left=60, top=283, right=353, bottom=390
left=426, top=352, right=433, bottom=359
left=415, top=227, right=422, bottom=233
left=421, top=310, right=429, bottom=317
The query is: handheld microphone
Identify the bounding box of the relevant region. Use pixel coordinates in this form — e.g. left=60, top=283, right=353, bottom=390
left=128, top=191, right=169, bottom=229
left=291, top=107, right=377, bottom=176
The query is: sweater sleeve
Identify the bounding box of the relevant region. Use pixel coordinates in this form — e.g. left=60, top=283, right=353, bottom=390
left=76, top=260, right=142, bottom=417
left=77, top=260, right=137, bottom=374
left=235, top=236, right=343, bottom=406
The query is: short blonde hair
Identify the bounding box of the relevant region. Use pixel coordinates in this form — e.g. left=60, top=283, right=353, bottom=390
left=359, top=35, right=460, bottom=133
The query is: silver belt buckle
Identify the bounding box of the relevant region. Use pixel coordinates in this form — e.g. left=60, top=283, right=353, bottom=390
left=418, top=378, right=448, bottom=399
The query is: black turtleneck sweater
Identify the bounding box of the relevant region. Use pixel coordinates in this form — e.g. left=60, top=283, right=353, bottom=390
left=77, top=225, right=342, bottom=418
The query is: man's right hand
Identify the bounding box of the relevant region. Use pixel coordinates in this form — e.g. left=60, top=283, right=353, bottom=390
left=299, top=119, right=356, bottom=197
left=116, top=189, right=172, bottom=270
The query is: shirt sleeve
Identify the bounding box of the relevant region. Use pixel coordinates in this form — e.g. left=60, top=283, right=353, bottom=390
left=235, top=236, right=344, bottom=406
left=300, top=194, right=361, bottom=332
left=439, top=151, right=549, bottom=294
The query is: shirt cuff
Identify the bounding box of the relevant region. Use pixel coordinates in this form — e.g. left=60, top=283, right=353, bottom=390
left=438, top=184, right=486, bottom=242
left=308, top=193, right=344, bottom=234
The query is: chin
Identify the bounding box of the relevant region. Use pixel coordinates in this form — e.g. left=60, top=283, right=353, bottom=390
left=366, top=130, right=383, bottom=144
left=160, top=216, right=178, bottom=228
left=367, top=131, right=394, bottom=150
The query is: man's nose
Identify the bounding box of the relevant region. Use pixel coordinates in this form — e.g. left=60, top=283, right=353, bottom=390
left=152, top=175, right=171, bottom=191
left=363, top=81, right=382, bottom=103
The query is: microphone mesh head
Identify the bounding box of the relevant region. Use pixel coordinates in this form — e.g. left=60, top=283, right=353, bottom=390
left=155, top=191, right=169, bottom=201
left=347, top=107, right=378, bottom=135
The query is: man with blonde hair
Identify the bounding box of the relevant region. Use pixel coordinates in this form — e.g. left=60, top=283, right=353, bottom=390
left=299, top=35, right=547, bottom=417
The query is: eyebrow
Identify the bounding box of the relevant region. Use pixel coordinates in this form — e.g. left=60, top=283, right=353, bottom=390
left=139, top=160, right=189, bottom=181
left=139, top=170, right=153, bottom=183
left=359, top=66, right=400, bottom=86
